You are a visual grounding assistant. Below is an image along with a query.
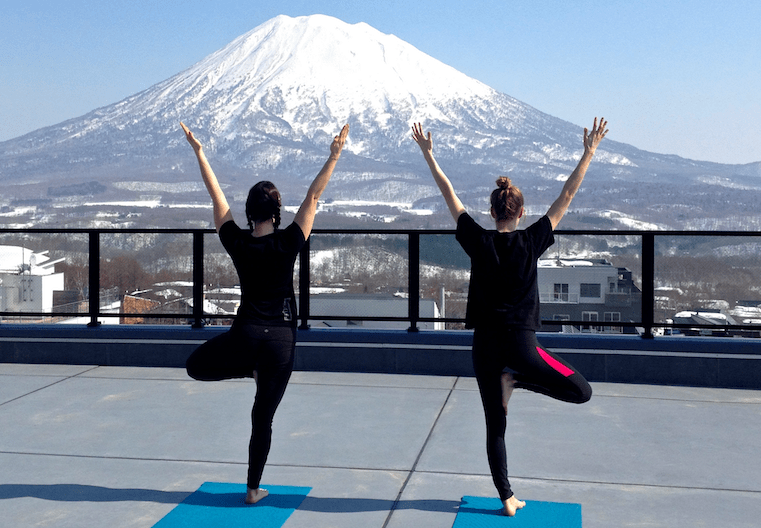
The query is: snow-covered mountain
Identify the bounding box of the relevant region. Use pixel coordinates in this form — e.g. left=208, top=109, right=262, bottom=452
left=1, top=14, right=760, bottom=229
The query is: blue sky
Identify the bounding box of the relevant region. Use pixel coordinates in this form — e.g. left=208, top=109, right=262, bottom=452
left=1, top=0, right=759, bottom=164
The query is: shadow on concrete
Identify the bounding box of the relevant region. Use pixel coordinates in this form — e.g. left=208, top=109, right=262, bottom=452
left=0, top=484, right=460, bottom=513
left=300, top=496, right=460, bottom=514
left=0, top=484, right=190, bottom=504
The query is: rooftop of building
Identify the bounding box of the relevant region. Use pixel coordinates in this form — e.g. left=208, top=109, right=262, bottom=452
left=1, top=363, right=759, bottom=527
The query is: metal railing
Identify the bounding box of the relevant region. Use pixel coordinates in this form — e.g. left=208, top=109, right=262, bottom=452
left=1, top=226, right=760, bottom=338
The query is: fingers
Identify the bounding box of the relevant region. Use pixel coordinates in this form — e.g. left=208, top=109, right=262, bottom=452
left=180, top=121, right=196, bottom=144
left=593, top=117, right=608, bottom=136
left=598, top=117, right=609, bottom=138
left=584, top=117, right=610, bottom=150
left=593, top=117, right=609, bottom=140
left=180, top=122, right=194, bottom=140
left=333, top=124, right=349, bottom=144
left=338, top=123, right=349, bottom=142
left=411, top=122, right=427, bottom=143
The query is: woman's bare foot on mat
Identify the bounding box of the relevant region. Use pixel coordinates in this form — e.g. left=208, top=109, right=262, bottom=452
left=502, top=495, right=525, bottom=516
left=245, top=487, right=269, bottom=504
left=501, top=372, right=515, bottom=414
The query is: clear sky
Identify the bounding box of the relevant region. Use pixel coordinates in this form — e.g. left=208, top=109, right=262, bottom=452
left=1, top=0, right=759, bottom=164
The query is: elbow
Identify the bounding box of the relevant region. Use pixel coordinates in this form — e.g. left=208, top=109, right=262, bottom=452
left=305, top=193, right=321, bottom=207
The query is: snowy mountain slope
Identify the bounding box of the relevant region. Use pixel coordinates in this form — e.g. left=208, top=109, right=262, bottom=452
left=1, top=14, right=759, bottom=229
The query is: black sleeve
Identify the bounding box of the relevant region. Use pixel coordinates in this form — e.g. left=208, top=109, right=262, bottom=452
left=280, top=222, right=307, bottom=255
left=218, top=220, right=243, bottom=256
left=525, top=215, right=555, bottom=255
left=455, top=213, right=484, bottom=258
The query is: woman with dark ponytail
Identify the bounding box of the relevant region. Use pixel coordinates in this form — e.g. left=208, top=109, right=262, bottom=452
left=246, top=181, right=282, bottom=232
left=412, top=118, right=607, bottom=516
left=181, top=122, right=349, bottom=505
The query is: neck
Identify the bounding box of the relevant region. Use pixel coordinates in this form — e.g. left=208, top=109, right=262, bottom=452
left=495, top=217, right=520, bottom=233
left=251, top=219, right=275, bottom=237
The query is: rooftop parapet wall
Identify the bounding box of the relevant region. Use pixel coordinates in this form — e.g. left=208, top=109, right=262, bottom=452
left=0, top=325, right=759, bottom=390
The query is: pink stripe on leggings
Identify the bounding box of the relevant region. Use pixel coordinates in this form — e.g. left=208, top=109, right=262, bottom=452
left=537, top=346, right=575, bottom=377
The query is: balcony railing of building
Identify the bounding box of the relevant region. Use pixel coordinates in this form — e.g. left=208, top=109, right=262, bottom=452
left=1, top=227, right=760, bottom=339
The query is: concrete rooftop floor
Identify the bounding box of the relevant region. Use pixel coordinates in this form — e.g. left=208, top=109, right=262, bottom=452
left=1, top=363, right=760, bottom=528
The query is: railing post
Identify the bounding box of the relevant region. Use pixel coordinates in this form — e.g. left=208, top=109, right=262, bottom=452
left=408, top=232, right=420, bottom=332
left=299, top=237, right=311, bottom=330
left=87, top=230, right=101, bottom=327
left=192, top=231, right=204, bottom=329
left=641, top=232, right=655, bottom=339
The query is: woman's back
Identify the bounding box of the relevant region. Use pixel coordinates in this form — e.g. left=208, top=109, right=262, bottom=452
left=219, top=221, right=305, bottom=324
left=457, top=213, right=554, bottom=330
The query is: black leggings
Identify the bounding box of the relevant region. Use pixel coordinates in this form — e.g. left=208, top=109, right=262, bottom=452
left=186, top=322, right=295, bottom=489
left=472, top=327, right=592, bottom=501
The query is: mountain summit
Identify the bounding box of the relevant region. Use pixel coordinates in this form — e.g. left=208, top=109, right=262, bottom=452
left=0, top=15, right=600, bottom=174
left=1, top=14, right=759, bottom=229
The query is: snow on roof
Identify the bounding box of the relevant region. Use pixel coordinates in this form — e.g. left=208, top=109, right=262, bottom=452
left=0, top=245, right=62, bottom=275
left=538, top=259, right=601, bottom=268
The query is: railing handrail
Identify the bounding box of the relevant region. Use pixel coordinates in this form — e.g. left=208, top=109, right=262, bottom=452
left=5, top=226, right=761, bottom=235
left=2, top=226, right=760, bottom=337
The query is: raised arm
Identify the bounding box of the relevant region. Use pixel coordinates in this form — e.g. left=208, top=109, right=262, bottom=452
left=180, top=122, right=233, bottom=232
left=294, top=124, right=349, bottom=239
left=546, top=117, right=608, bottom=230
left=411, top=123, right=466, bottom=223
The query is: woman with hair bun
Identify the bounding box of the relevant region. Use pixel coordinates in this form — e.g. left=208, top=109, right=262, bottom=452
left=412, top=118, right=607, bottom=516
left=181, top=121, right=349, bottom=505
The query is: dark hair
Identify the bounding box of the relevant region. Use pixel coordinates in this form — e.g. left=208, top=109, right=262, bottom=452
left=246, top=181, right=281, bottom=231
left=490, top=176, right=524, bottom=222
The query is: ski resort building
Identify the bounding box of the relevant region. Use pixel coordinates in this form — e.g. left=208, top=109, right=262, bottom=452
left=0, top=246, right=65, bottom=313
left=537, top=259, right=641, bottom=333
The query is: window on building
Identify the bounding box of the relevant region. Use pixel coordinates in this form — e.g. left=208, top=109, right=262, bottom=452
left=553, top=283, right=569, bottom=302
left=21, top=278, right=34, bottom=303
left=580, top=283, right=601, bottom=298
left=604, top=312, right=622, bottom=333
left=550, top=314, right=571, bottom=330
left=582, top=311, right=600, bottom=332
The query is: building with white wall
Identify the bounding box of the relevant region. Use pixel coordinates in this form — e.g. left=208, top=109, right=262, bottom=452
left=0, top=246, right=65, bottom=313
left=537, top=259, right=641, bottom=333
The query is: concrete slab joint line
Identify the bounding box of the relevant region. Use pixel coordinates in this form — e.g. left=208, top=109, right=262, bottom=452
left=381, top=377, right=457, bottom=528
left=0, top=365, right=100, bottom=408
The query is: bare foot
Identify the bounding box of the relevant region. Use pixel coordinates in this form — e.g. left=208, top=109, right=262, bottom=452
left=245, top=487, right=268, bottom=504
left=502, top=495, right=525, bottom=516
left=501, top=372, right=515, bottom=415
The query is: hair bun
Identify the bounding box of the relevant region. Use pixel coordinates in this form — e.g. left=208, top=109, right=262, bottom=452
left=496, top=176, right=511, bottom=191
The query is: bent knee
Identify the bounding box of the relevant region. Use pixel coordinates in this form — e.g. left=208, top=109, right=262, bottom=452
left=185, top=354, right=204, bottom=380
left=574, top=383, right=593, bottom=404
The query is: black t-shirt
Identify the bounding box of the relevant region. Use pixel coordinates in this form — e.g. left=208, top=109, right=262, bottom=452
left=456, top=213, right=555, bottom=330
left=219, top=220, right=306, bottom=326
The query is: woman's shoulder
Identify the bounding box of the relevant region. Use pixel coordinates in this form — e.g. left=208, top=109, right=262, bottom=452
left=526, top=215, right=553, bottom=234
left=219, top=219, right=244, bottom=240
left=456, top=212, right=486, bottom=233
left=279, top=222, right=306, bottom=243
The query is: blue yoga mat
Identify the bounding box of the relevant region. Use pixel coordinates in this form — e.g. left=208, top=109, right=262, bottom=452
left=453, top=496, right=581, bottom=527
left=152, top=482, right=311, bottom=527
